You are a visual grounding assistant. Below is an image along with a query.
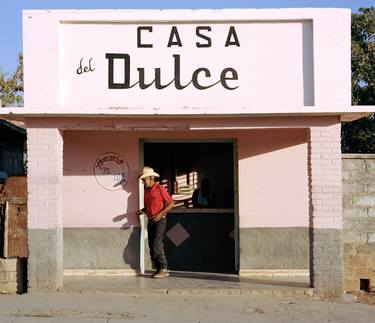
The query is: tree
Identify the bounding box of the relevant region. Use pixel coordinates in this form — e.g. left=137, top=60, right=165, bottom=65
left=342, top=7, right=375, bottom=153
left=0, top=53, right=23, bottom=107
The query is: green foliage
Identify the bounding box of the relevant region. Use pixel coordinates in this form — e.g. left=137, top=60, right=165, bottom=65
left=342, top=7, right=375, bottom=153
left=0, top=53, right=23, bottom=107
left=351, top=7, right=375, bottom=105
left=342, top=115, right=375, bottom=153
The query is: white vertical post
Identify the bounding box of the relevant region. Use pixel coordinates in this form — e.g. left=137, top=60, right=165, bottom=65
left=139, top=180, right=145, bottom=275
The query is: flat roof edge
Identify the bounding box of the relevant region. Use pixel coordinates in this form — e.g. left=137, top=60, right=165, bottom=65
left=22, top=8, right=351, bottom=14
left=1, top=106, right=374, bottom=114
left=22, top=8, right=351, bottom=23
left=0, top=108, right=373, bottom=123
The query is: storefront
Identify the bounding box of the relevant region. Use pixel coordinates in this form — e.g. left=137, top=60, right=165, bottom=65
left=1, top=8, right=374, bottom=298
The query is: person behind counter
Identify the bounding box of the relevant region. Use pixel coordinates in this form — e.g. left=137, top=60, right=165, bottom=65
left=192, top=177, right=216, bottom=208
left=136, top=166, right=174, bottom=278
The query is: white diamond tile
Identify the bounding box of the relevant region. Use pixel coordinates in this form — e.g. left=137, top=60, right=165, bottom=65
left=166, top=222, right=190, bottom=247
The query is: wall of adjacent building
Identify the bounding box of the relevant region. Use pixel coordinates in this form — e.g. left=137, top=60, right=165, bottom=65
left=342, top=154, right=375, bottom=292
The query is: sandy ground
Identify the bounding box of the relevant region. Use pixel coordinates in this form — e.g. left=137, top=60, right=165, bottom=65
left=353, top=291, right=375, bottom=306
left=1, top=274, right=374, bottom=322
left=0, top=293, right=375, bottom=322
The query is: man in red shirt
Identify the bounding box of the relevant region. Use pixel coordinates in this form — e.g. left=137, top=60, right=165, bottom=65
left=136, top=166, right=174, bottom=278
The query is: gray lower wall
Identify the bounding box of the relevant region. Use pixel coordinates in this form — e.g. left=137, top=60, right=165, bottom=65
left=63, top=228, right=140, bottom=270
left=65, top=227, right=310, bottom=272
left=239, top=227, right=343, bottom=298
left=28, top=228, right=63, bottom=292
left=310, top=229, right=344, bottom=298
left=239, top=227, right=309, bottom=269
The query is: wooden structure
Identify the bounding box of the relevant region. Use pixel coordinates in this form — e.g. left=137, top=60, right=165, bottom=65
left=0, top=176, right=27, bottom=294
left=0, top=176, right=28, bottom=258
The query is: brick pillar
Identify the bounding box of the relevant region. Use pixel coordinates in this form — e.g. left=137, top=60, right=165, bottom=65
left=309, top=122, right=344, bottom=298
left=27, top=127, right=63, bottom=292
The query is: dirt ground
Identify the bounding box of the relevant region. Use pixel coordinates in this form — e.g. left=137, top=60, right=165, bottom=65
left=352, top=291, right=375, bottom=306
left=1, top=293, right=375, bottom=323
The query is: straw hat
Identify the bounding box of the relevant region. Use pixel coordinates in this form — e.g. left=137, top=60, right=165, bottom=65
left=138, top=166, right=160, bottom=180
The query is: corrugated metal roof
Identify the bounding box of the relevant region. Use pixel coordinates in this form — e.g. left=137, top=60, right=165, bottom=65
left=0, top=119, right=26, bottom=135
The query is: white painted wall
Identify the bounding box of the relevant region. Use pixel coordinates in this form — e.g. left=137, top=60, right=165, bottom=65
left=59, top=21, right=313, bottom=108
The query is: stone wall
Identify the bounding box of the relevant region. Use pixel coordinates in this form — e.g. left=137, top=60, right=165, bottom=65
left=342, top=154, right=375, bottom=292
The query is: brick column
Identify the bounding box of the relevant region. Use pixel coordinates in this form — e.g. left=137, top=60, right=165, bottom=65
left=27, top=127, right=63, bottom=292
left=309, top=122, right=344, bottom=298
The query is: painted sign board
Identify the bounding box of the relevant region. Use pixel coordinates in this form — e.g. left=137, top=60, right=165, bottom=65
left=22, top=9, right=352, bottom=111
left=60, top=22, right=313, bottom=108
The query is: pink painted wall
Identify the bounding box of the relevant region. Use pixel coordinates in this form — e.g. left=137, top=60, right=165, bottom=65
left=63, top=128, right=308, bottom=229
left=237, top=129, right=309, bottom=228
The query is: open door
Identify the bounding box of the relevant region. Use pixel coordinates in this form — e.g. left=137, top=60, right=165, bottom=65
left=141, top=141, right=237, bottom=274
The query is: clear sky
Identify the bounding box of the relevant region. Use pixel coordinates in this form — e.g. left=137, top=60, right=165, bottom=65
left=0, top=0, right=374, bottom=74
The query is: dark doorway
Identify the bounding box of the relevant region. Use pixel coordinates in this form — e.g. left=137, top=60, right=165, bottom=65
left=143, top=141, right=236, bottom=273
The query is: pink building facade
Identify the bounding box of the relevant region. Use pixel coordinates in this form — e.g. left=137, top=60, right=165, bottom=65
left=1, top=8, right=374, bottom=298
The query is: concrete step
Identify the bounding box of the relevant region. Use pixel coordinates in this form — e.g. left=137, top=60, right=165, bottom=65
left=62, top=272, right=314, bottom=298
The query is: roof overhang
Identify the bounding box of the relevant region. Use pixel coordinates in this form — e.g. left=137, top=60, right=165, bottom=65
left=0, top=106, right=374, bottom=123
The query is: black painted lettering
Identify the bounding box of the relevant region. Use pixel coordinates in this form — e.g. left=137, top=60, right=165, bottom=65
left=167, top=26, right=183, bottom=47
left=154, top=68, right=175, bottom=89
left=173, top=54, right=191, bottom=89
left=225, top=26, right=240, bottom=47
left=196, top=26, right=212, bottom=48
left=192, top=68, right=220, bottom=90
left=220, top=68, right=239, bottom=90
left=106, top=53, right=136, bottom=89
left=77, top=58, right=95, bottom=75
left=137, top=68, right=155, bottom=89
left=106, top=53, right=239, bottom=91
left=88, top=58, right=95, bottom=72
left=137, top=26, right=153, bottom=48
left=76, top=58, right=83, bottom=75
